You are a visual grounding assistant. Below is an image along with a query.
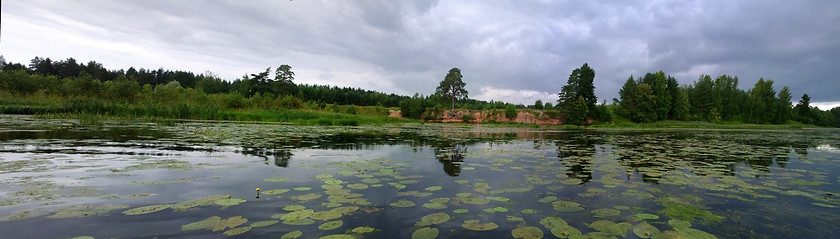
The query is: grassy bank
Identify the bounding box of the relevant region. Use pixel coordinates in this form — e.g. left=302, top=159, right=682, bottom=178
left=0, top=95, right=414, bottom=126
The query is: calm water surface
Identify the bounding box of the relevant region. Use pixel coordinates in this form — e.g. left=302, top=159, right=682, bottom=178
left=1, top=116, right=839, bottom=238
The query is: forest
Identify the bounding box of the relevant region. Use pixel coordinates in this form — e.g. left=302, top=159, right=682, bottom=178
left=0, top=56, right=838, bottom=127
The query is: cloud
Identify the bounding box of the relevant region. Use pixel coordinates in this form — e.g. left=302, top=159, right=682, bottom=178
left=474, top=87, right=556, bottom=106
left=2, top=0, right=839, bottom=105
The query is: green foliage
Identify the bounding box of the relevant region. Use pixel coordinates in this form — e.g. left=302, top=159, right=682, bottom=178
left=435, top=68, right=468, bottom=113
left=399, top=94, right=426, bottom=119
left=691, top=75, right=714, bottom=119
left=671, top=87, right=690, bottom=120
left=633, top=84, right=657, bottom=123
left=566, top=96, right=589, bottom=125
left=559, top=63, right=597, bottom=117
left=461, top=113, right=474, bottom=122
left=505, top=104, right=518, bottom=119
left=532, top=99, right=543, bottom=109
left=748, top=78, right=777, bottom=124
left=776, top=86, right=792, bottom=123
left=618, top=76, right=636, bottom=121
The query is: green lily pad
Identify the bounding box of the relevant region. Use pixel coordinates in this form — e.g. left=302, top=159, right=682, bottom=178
left=552, top=201, right=584, bottom=212
left=251, top=220, right=279, bottom=227
left=262, top=189, right=291, bottom=195
left=390, top=200, right=416, bottom=207
left=422, top=203, right=446, bottom=209
left=292, top=193, right=321, bottom=201
left=453, top=209, right=469, bottom=214
left=674, top=226, right=718, bottom=239
left=425, top=186, right=442, bottom=191
left=281, top=230, right=302, bottom=239
left=319, top=220, right=344, bottom=230
left=322, top=184, right=344, bottom=190
left=280, top=209, right=314, bottom=221
left=667, top=219, right=692, bottom=229
left=351, top=226, right=376, bottom=233
left=400, top=180, right=420, bottom=184
left=462, top=220, right=499, bottom=231
left=592, top=208, right=621, bottom=218
left=310, top=211, right=341, bottom=221
left=633, top=221, right=661, bottom=238
left=512, top=226, right=544, bottom=239
left=538, top=196, right=558, bottom=203
left=172, top=195, right=228, bottom=210
left=324, top=179, right=344, bottom=185
left=588, top=220, right=631, bottom=237
left=460, top=197, right=490, bottom=205
left=283, top=218, right=316, bottom=225
left=284, top=205, right=307, bottom=211
left=540, top=216, right=568, bottom=229
left=493, top=207, right=508, bottom=212
left=319, top=235, right=355, bottom=239
left=181, top=216, right=222, bottom=230
left=123, top=204, right=171, bottom=215
left=265, top=177, right=291, bottom=182
left=214, top=198, right=246, bottom=206
left=456, top=192, right=472, bottom=198
left=223, top=226, right=251, bottom=236
left=412, top=227, right=439, bottom=239
left=522, top=209, right=537, bottom=214
left=550, top=225, right=581, bottom=238
left=635, top=213, right=660, bottom=220
left=416, top=212, right=450, bottom=226
left=293, top=187, right=312, bottom=191
left=213, top=216, right=248, bottom=232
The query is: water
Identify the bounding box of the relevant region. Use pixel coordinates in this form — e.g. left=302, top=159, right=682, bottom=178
left=1, top=115, right=839, bottom=238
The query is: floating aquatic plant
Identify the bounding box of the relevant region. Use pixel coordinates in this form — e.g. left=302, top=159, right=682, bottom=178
left=412, top=227, right=438, bottom=239
left=262, top=189, right=291, bottom=195
left=281, top=230, right=302, bottom=239
left=461, top=220, right=499, bottom=231
left=351, top=226, right=376, bottom=233
left=512, top=226, right=544, bottom=239
left=223, top=226, right=251, bottom=236
left=347, top=183, right=368, bottom=189
left=522, top=209, right=536, bottom=214
left=122, top=204, right=171, bottom=215
left=214, top=198, right=246, bottom=206
left=425, top=186, right=442, bottom=191
left=633, top=221, right=660, bottom=238
left=592, top=208, right=620, bottom=218
left=251, top=220, right=279, bottom=227
left=264, top=177, right=291, bottom=182
left=319, top=220, right=344, bottom=230
left=634, top=213, right=659, bottom=220
left=453, top=209, right=469, bottom=214
left=390, top=200, right=416, bottom=207
left=416, top=212, right=450, bottom=226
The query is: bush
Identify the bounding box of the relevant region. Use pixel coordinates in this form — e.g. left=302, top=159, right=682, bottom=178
left=461, top=113, right=474, bottom=122
left=505, top=105, right=518, bottom=119
left=345, top=105, right=357, bottom=114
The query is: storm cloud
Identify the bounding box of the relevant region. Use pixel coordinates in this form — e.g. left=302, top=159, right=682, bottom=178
left=2, top=0, right=838, bottom=107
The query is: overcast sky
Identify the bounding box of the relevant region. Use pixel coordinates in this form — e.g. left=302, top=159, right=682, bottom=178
left=2, top=0, right=839, bottom=109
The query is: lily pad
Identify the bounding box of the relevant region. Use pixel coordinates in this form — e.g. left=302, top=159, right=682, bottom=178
left=425, top=186, right=442, bottom=191
left=673, top=227, right=718, bottom=239
left=453, top=209, right=469, bottom=214
left=283, top=218, right=316, bottom=225
left=462, top=220, right=499, bottom=231
left=416, top=212, right=450, bottom=226
left=512, top=226, right=544, bottom=239
left=319, top=235, right=355, bottom=239
left=430, top=197, right=450, bottom=204
left=422, top=203, right=446, bottom=209
left=487, top=196, right=510, bottom=202
left=351, top=226, right=376, bottom=233
left=310, top=211, right=341, bottom=221
left=319, top=220, right=344, bottom=230
left=635, top=213, right=660, bottom=220
left=493, top=206, right=509, bottom=212
left=262, top=189, right=291, bottom=195
left=223, top=226, right=251, bottom=236
left=550, top=225, right=582, bottom=238
left=172, top=195, right=228, bottom=210
left=251, top=220, right=279, bottom=227
left=280, top=209, right=314, bottom=221
left=181, top=216, right=222, bottom=230
left=412, top=227, right=439, bottom=239
left=592, top=208, right=621, bottom=218
left=668, top=219, right=692, bottom=229
left=633, top=221, right=661, bottom=238
left=552, top=201, right=584, bottom=212
left=281, top=230, right=302, bottom=239
left=390, top=200, right=416, bottom=207
left=123, top=204, right=171, bottom=215
left=292, top=193, right=321, bottom=201
left=456, top=192, right=472, bottom=198
left=293, top=187, right=312, bottom=191
left=212, top=216, right=248, bottom=232
left=214, top=198, right=246, bottom=206
left=265, top=177, right=291, bottom=182
left=538, top=196, right=558, bottom=203
left=540, top=216, right=568, bottom=229
left=522, top=209, right=537, bottom=214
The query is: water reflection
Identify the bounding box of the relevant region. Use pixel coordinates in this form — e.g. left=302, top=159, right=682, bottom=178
left=433, top=140, right=467, bottom=176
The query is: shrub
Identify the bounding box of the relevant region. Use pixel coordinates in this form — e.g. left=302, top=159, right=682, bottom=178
left=505, top=105, right=518, bottom=119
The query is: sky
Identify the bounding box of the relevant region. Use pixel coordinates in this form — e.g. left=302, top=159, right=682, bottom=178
left=2, top=0, right=839, bottom=109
